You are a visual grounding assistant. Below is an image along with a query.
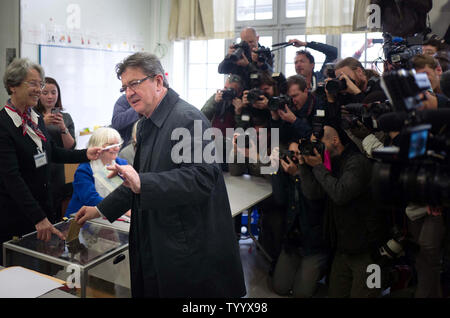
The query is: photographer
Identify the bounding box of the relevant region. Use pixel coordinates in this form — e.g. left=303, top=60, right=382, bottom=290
left=270, top=141, right=329, bottom=298
left=412, top=54, right=443, bottom=95
left=235, top=71, right=278, bottom=129
left=325, top=57, right=386, bottom=107
left=201, top=74, right=245, bottom=171
left=230, top=112, right=286, bottom=261
left=201, top=74, right=244, bottom=132
left=422, top=38, right=445, bottom=56
left=289, top=39, right=338, bottom=91
left=298, top=124, right=388, bottom=298
left=271, top=75, right=318, bottom=146
left=218, top=27, right=273, bottom=89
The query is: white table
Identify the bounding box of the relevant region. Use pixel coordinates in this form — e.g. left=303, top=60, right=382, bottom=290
left=223, top=173, right=273, bottom=262
left=0, top=266, right=77, bottom=298
left=87, top=172, right=274, bottom=268
left=223, top=173, right=273, bottom=217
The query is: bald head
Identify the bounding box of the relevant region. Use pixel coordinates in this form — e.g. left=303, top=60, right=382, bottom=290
left=323, top=125, right=338, bottom=141
left=240, top=27, right=259, bottom=51
left=322, top=125, right=345, bottom=157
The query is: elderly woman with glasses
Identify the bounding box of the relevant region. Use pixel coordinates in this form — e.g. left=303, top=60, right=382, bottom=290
left=65, top=127, right=129, bottom=218
left=0, top=58, right=101, bottom=264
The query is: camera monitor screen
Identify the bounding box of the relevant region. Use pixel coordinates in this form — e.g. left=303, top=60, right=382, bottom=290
left=408, top=127, right=429, bottom=159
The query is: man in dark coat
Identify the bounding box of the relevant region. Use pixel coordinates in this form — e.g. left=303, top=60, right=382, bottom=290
left=75, top=52, right=246, bottom=298
left=298, top=125, right=388, bottom=298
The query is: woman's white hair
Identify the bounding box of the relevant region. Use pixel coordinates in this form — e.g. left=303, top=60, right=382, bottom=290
left=87, top=127, right=123, bottom=148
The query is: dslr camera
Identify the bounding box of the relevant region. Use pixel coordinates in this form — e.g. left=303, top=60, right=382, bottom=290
left=298, top=138, right=325, bottom=158
left=246, top=88, right=265, bottom=106
left=220, top=88, right=237, bottom=101
left=268, top=95, right=293, bottom=112
left=228, top=41, right=252, bottom=63
left=254, top=46, right=274, bottom=70
left=280, top=149, right=299, bottom=164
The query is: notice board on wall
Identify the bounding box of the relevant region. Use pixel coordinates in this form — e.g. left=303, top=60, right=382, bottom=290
left=39, top=45, right=133, bottom=147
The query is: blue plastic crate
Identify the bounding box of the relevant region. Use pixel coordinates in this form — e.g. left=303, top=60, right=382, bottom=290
left=240, top=207, right=259, bottom=236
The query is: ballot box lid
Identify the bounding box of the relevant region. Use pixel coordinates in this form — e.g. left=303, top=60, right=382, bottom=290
left=3, top=220, right=129, bottom=268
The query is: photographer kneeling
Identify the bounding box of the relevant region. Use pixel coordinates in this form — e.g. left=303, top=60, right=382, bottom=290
left=270, top=141, right=330, bottom=298
left=298, top=124, right=388, bottom=298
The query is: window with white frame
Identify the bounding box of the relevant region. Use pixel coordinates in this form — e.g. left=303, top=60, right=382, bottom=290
left=340, top=32, right=385, bottom=72
left=236, top=0, right=275, bottom=23
left=171, top=1, right=386, bottom=107
left=172, top=39, right=227, bottom=109
left=187, top=39, right=226, bottom=109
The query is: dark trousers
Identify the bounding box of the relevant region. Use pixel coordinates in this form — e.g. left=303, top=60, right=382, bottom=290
left=257, top=196, right=286, bottom=261
left=408, top=214, right=445, bottom=298
left=328, top=251, right=381, bottom=298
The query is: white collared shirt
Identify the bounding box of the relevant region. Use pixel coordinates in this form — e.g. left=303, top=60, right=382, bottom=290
left=5, top=107, right=44, bottom=152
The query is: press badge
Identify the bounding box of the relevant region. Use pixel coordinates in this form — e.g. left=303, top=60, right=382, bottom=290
left=34, top=150, right=48, bottom=168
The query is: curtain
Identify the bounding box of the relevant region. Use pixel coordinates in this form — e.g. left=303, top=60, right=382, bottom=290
left=353, top=0, right=371, bottom=31
left=306, top=0, right=355, bottom=35
left=168, top=0, right=235, bottom=41
left=212, top=0, right=235, bottom=39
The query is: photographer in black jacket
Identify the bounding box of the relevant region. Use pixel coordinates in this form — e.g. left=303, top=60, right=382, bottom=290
left=271, top=75, right=319, bottom=147
left=325, top=57, right=386, bottom=110
left=218, top=27, right=273, bottom=89
left=298, top=124, right=388, bottom=298
left=270, top=141, right=329, bottom=298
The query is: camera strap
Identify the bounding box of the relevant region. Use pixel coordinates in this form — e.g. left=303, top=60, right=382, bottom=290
left=305, top=93, right=316, bottom=117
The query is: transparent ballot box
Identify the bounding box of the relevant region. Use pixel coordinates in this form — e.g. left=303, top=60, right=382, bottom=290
left=2, top=220, right=130, bottom=298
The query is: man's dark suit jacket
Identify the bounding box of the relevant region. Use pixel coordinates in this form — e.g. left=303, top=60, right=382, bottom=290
left=98, top=89, right=247, bottom=298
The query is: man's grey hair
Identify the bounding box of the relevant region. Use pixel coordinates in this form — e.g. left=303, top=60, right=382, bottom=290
left=115, top=52, right=169, bottom=88
left=3, top=58, right=45, bottom=95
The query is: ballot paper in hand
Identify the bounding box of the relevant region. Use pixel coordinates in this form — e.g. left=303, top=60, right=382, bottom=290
left=66, top=219, right=82, bottom=243
left=0, top=267, right=63, bottom=298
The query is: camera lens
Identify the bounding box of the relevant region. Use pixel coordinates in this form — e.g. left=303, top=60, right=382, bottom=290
left=326, top=78, right=347, bottom=95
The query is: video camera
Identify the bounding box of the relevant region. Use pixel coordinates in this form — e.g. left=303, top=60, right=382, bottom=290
left=382, top=33, right=423, bottom=70
left=371, top=69, right=450, bottom=208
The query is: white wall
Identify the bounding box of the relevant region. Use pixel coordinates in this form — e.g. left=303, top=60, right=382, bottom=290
left=20, top=0, right=153, bottom=62
left=0, top=0, right=20, bottom=106
left=19, top=0, right=173, bottom=79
